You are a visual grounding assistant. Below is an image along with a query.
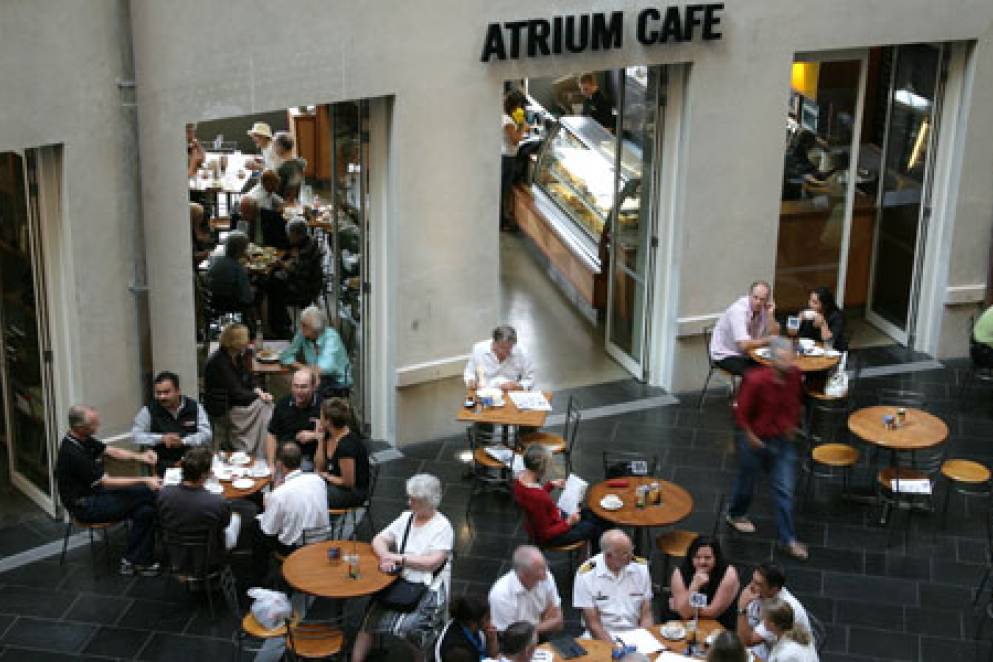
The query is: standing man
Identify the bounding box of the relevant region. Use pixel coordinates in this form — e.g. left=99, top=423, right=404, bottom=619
left=487, top=545, right=563, bottom=655
left=573, top=529, right=653, bottom=640
left=579, top=73, right=615, bottom=130
left=132, top=371, right=212, bottom=476
left=726, top=337, right=807, bottom=560
left=246, top=121, right=275, bottom=172
left=464, top=325, right=535, bottom=392
left=736, top=562, right=811, bottom=660
left=265, top=368, right=321, bottom=474
left=55, top=405, right=161, bottom=576
left=710, top=281, right=781, bottom=376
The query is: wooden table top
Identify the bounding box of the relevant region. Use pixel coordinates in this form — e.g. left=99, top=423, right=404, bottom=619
left=189, top=152, right=254, bottom=193
left=538, top=620, right=723, bottom=661
left=456, top=390, right=553, bottom=428
left=847, top=406, right=949, bottom=450
left=588, top=477, right=694, bottom=528
left=749, top=343, right=840, bottom=373
left=282, top=541, right=397, bottom=599
left=221, top=475, right=270, bottom=500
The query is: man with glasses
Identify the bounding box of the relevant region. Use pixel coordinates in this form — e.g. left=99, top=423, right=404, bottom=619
left=573, top=529, right=653, bottom=641
left=710, top=280, right=781, bottom=376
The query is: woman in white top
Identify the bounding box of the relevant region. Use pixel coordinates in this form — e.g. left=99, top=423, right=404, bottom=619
left=501, top=90, right=530, bottom=230
left=352, top=473, right=454, bottom=662
left=762, top=597, right=819, bottom=662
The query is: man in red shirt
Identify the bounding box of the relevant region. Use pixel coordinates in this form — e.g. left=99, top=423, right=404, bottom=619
left=726, top=336, right=808, bottom=560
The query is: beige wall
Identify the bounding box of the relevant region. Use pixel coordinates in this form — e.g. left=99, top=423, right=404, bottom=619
left=1, top=0, right=992, bottom=447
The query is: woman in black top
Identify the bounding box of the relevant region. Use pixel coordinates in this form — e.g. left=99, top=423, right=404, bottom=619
left=799, top=286, right=847, bottom=351
left=669, top=536, right=740, bottom=630
left=433, top=595, right=490, bottom=662
left=317, top=397, right=370, bottom=508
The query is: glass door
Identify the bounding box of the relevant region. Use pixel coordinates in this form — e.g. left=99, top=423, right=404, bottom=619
left=866, top=44, right=945, bottom=343
left=604, top=66, right=666, bottom=378
left=328, top=101, right=371, bottom=431
left=0, top=150, right=57, bottom=515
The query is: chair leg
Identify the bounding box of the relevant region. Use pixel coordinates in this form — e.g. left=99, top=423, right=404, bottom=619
left=102, top=526, right=113, bottom=568
left=975, top=566, right=993, bottom=607
left=697, top=368, right=715, bottom=411
left=941, top=482, right=953, bottom=530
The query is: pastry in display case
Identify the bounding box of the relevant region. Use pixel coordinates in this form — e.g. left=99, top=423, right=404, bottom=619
left=532, top=115, right=643, bottom=260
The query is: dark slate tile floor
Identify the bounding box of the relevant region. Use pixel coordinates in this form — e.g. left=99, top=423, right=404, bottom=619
left=0, top=354, right=991, bottom=660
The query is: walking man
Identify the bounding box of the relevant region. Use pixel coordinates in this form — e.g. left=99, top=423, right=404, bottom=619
left=726, top=336, right=808, bottom=560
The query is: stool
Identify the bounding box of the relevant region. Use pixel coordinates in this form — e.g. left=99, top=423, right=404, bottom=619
left=655, top=530, right=699, bottom=590
left=286, top=621, right=346, bottom=660
left=802, top=443, right=860, bottom=510
left=236, top=611, right=300, bottom=660
left=539, top=539, right=588, bottom=577
left=940, top=459, right=992, bottom=529
left=60, top=518, right=118, bottom=568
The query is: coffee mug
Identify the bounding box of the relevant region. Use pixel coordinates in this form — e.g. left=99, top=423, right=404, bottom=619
left=327, top=545, right=341, bottom=564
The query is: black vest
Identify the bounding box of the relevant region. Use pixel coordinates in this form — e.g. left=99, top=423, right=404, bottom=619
left=148, top=397, right=200, bottom=469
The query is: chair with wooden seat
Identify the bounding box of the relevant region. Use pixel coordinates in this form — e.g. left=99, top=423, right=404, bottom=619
left=799, top=399, right=859, bottom=510
left=466, top=426, right=514, bottom=527
left=518, top=396, right=582, bottom=474
left=328, top=457, right=380, bottom=540
left=60, top=516, right=121, bottom=568
left=161, top=525, right=234, bottom=618
left=286, top=620, right=346, bottom=660
left=697, top=323, right=739, bottom=410
left=654, top=495, right=724, bottom=591
left=877, top=444, right=946, bottom=547
left=939, top=458, right=992, bottom=529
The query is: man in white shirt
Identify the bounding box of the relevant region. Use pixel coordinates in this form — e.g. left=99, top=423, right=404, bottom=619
left=464, top=325, right=536, bottom=392
left=736, top=562, right=810, bottom=660
left=573, top=529, right=653, bottom=640
left=487, top=545, right=563, bottom=655
left=257, top=441, right=329, bottom=556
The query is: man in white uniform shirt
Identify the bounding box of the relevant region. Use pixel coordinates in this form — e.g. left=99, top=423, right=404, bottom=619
left=464, top=325, right=536, bottom=392
left=736, top=562, right=810, bottom=660
left=257, top=441, right=329, bottom=556
left=487, top=546, right=563, bottom=655
left=573, top=529, right=653, bottom=640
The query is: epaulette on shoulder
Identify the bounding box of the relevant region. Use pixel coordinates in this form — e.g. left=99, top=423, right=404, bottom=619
left=579, top=559, right=596, bottom=573
left=633, top=556, right=648, bottom=565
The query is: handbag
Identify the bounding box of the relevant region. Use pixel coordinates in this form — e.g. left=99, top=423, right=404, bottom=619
left=374, top=515, right=431, bottom=612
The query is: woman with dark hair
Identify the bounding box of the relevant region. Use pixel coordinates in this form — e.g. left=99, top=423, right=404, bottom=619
left=501, top=89, right=530, bottom=231
left=669, top=536, right=740, bottom=629
left=316, top=397, right=369, bottom=508
left=433, top=595, right=490, bottom=662
left=706, top=631, right=748, bottom=662
left=799, top=287, right=847, bottom=351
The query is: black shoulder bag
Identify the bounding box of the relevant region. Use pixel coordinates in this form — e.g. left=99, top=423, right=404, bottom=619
left=374, top=515, right=443, bottom=612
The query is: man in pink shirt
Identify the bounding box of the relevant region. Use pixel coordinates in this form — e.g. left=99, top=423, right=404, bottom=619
left=709, top=281, right=781, bottom=375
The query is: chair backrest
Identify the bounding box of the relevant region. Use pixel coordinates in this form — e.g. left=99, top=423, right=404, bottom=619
left=160, top=527, right=217, bottom=577
left=710, top=494, right=726, bottom=538
left=702, top=323, right=717, bottom=367
left=876, top=388, right=926, bottom=410
left=808, top=399, right=848, bottom=445
left=808, top=611, right=828, bottom=653
left=301, top=524, right=336, bottom=545
left=365, top=455, right=381, bottom=505
left=564, top=397, right=583, bottom=454
left=602, top=451, right=659, bottom=479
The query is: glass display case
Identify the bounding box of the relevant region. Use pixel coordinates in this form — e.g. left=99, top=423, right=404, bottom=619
left=533, top=115, right=642, bottom=255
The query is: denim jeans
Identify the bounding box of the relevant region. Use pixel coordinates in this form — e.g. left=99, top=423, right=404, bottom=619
left=74, top=484, right=157, bottom=564
left=728, top=433, right=798, bottom=545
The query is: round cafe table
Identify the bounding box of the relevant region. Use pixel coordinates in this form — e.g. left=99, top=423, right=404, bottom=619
left=588, top=477, right=694, bottom=528
left=537, top=620, right=723, bottom=661
left=221, top=475, right=271, bottom=500
left=749, top=343, right=841, bottom=373
left=847, top=406, right=949, bottom=451
left=282, top=541, right=396, bottom=599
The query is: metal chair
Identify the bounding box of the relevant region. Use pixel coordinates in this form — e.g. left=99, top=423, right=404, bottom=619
left=59, top=516, right=121, bottom=568
left=466, top=426, right=514, bottom=527
left=328, top=456, right=380, bottom=540
left=602, top=451, right=659, bottom=479
left=939, top=458, right=992, bottom=529
left=959, top=314, right=993, bottom=407
left=655, top=495, right=725, bottom=591
left=809, top=611, right=829, bottom=654
left=160, top=526, right=233, bottom=618
left=800, top=399, right=859, bottom=510
left=286, top=619, right=346, bottom=660
left=697, top=323, right=739, bottom=410
left=876, top=443, right=946, bottom=547
left=518, top=396, right=582, bottom=474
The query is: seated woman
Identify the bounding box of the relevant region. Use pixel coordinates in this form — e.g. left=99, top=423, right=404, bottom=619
left=762, top=598, right=818, bottom=662
left=279, top=305, right=352, bottom=399
left=433, top=594, right=490, bottom=662
left=668, top=536, right=740, bottom=630
left=265, top=217, right=324, bottom=337
left=203, top=323, right=273, bottom=455
left=513, top=444, right=606, bottom=549
left=798, top=286, right=847, bottom=351
left=353, top=474, right=453, bottom=662
left=316, top=397, right=369, bottom=509
left=205, top=230, right=256, bottom=336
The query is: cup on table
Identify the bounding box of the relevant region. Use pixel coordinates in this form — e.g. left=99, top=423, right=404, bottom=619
left=344, top=553, right=360, bottom=579
left=802, top=309, right=816, bottom=320
left=327, top=545, right=341, bottom=565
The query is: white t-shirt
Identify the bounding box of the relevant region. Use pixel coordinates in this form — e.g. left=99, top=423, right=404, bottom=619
left=488, top=569, right=561, bottom=630
left=749, top=587, right=811, bottom=660
left=257, top=470, right=329, bottom=546
left=502, top=114, right=519, bottom=157
left=769, top=638, right=819, bottom=662
left=383, top=511, right=453, bottom=587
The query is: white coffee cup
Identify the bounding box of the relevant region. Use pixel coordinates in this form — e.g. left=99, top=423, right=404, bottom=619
left=802, top=309, right=816, bottom=320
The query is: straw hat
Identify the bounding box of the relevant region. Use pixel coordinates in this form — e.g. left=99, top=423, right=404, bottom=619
left=247, top=122, right=272, bottom=139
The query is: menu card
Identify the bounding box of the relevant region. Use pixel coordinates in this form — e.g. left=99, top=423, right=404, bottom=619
left=556, top=474, right=588, bottom=516
left=508, top=391, right=552, bottom=411
left=611, top=629, right=664, bottom=655
left=890, top=478, right=932, bottom=494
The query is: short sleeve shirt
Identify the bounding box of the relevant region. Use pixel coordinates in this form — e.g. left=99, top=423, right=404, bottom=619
left=710, top=296, right=769, bottom=361
left=489, top=570, right=561, bottom=631
left=383, top=511, right=454, bottom=587
left=325, top=431, right=370, bottom=491
left=55, top=434, right=106, bottom=506
left=573, top=553, right=652, bottom=633
left=267, top=395, right=320, bottom=459
left=748, top=587, right=810, bottom=660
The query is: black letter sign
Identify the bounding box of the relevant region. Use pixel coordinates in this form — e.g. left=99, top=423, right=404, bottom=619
left=480, top=23, right=506, bottom=62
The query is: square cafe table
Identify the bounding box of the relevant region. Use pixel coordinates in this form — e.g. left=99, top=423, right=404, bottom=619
left=456, top=390, right=554, bottom=444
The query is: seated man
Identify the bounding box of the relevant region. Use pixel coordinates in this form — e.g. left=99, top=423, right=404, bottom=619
left=736, top=562, right=811, bottom=660
left=464, top=325, right=535, bottom=392
left=279, top=305, right=351, bottom=399
left=257, top=441, right=329, bottom=556
left=205, top=230, right=257, bottom=334
left=265, top=368, right=321, bottom=473
left=132, top=371, right=212, bottom=476
left=573, top=529, right=652, bottom=640
left=56, top=405, right=161, bottom=576
left=265, top=217, right=324, bottom=338
left=487, top=545, right=562, bottom=656
left=709, top=280, right=780, bottom=376
left=973, top=303, right=993, bottom=364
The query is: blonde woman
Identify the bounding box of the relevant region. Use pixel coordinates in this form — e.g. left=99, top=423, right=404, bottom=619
left=761, top=598, right=818, bottom=662
left=203, top=323, right=273, bottom=456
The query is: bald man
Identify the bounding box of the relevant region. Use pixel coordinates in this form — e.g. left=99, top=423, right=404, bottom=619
left=573, top=530, right=653, bottom=640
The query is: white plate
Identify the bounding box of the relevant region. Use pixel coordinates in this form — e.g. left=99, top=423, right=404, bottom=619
left=231, top=478, right=255, bottom=490
left=825, top=349, right=841, bottom=357
left=599, top=495, right=623, bottom=511
left=660, top=623, right=686, bottom=640
left=213, top=468, right=233, bottom=481
left=249, top=467, right=271, bottom=478
left=229, top=453, right=251, bottom=466
left=531, top=650, right=553, bottom=662
left=805, top=347, right=825, bottom=356
left=205, top=483, right=224, bottom=495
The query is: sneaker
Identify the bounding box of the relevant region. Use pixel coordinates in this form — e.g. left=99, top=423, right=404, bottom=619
left=118, top=558, right=136, bottom=576
left=726, top=515, right=757, bottom=534
left=119, top=559, right=161, bottom=577
left=781, top=541, right=808, bottom=561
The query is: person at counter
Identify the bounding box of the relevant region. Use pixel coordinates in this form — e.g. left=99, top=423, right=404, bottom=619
left=501, top=90, right=530, bottom=231
left=246, top=121, right=275, bottom=171
left=709, top=281, right=780, bottom=375
left=579, top=73, right=614, bottom=130
left=464, top=324, right=535, bottom=392
left=798, top=287, right=846, bottom=351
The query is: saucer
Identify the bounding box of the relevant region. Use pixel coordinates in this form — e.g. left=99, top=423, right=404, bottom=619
left=599, top=495, right=623, bottom=511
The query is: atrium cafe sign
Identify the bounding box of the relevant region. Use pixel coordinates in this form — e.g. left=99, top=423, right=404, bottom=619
left=480, top=4, right=724, bottom=62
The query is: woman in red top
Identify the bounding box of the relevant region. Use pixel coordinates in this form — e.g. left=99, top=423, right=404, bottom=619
left=513, top=445, right=606, bottom=548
